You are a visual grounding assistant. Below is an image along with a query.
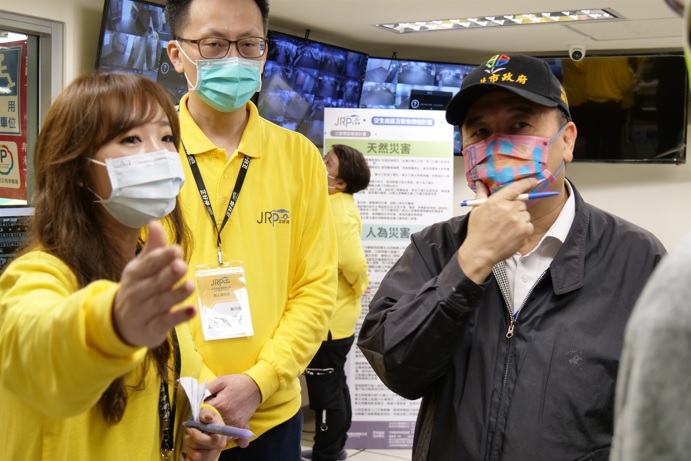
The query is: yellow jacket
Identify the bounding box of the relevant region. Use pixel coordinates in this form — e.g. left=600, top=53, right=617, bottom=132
left=0, top=250, right=214, bottom=460
left=326, top=192, right=369, bottom=340
left=176, top=97, right=338, bottom=440
left=581, top=57, right=637, bottom=103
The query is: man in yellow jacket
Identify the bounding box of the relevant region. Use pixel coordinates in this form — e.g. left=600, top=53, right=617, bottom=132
left=165, top=0, right=338, bottom=459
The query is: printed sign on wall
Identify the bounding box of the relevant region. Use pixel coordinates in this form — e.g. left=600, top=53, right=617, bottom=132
left=0, top=40, right=28, bottom=200
left=324, top=108, right=454, bottom=449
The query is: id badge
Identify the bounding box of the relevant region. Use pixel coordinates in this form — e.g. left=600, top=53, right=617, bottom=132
left=195, top=262, right=254, bottom=341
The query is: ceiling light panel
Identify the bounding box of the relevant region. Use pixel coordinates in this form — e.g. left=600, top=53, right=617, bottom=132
left=375, top=9, right=619, bottom=33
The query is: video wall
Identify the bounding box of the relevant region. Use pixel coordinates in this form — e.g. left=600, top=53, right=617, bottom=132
left=257, top=34, right=475, bottom=153
left=95, top=0, right=188, bottom=104
left=93, top=2, right=688, bottom=163
left=359, top=58, right=471, bottom=109
left=359, top=58, right=474, bottom=154
left=257, top=31, right=368, bottom=147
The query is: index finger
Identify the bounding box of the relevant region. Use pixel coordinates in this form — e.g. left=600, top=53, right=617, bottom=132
left=492, top=178, right=539, bottom=201
left=140, top=221, right=167, bottom=257
left=474, top=181, right=489, bottom=201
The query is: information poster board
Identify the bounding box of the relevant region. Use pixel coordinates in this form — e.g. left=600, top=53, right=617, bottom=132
left=0, top=40, right=28, bottom=201
left=323, top=108, right=454, bottom=449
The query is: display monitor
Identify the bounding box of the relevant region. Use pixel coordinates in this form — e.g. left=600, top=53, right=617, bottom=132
left=546, top=54, right=688, bottom=163
left=95, top=0, right=188, bottom=104
left=257, top=30, right=368, bottom=148
left=359, top=57, right=475, bottom=155
left=0, top=207, right=33, bottom=270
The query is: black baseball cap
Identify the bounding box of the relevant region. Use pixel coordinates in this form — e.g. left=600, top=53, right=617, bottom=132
left=445, top=54, right=571, bottom=126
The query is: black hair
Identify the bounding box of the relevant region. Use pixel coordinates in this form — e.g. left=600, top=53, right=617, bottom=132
left=556, top=108, right=571, bottom=127
left=165, top=0, right=270, bottom=38
left=331, top=144, right=370, bottom=194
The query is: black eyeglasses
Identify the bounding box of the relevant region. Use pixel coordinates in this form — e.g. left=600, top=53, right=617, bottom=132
left=177, top=36, right=267, bottom=59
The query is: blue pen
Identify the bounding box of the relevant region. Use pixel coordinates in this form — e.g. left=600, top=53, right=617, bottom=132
left=460, top=191, right=559, bottom=207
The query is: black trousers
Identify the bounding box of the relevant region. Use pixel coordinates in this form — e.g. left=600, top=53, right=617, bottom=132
left=304, top=334, right=355, bottom=461
left=218, top=410, right=303, bottom=461
left=580, top=100, right=626, bottom=159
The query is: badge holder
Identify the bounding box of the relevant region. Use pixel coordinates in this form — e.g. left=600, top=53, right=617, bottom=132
left=195, top=261, right=253, bottom=341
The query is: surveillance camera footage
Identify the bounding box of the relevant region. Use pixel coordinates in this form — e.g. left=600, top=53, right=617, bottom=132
left=360, top=57, right=474, bottom=155
left=95, top=0, right=189, bottom=105
left=257, top=31, right=368, bottom=148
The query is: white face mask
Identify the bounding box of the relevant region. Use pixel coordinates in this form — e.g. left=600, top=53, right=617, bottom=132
left=90, top=150, right=185, bottom=228
left=326, top=172, right=339, bottom=190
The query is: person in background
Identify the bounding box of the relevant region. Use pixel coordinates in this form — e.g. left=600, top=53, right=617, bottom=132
left=145, top=23, right=161, bottom=71
left=0, top=72, right=228, bottom=461
left=610, top=0, right=691, bottom=459
left=357, top=53, right=666, bottom=461
left=165, top=0, right=338, bottom=459
left=578, top=57, right=637, bottom=158
left=302, top=144, right=371, bottom=461
left=559, top=58, right=588, bottom=151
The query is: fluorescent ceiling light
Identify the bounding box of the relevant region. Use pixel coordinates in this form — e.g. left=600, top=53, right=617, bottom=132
left=375, top=9, right=618, bottom=33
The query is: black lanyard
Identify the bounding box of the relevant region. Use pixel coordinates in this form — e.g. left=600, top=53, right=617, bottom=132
left=181, top=140, right=250, bottom=265
left=159, top=328, right=181, bottom=461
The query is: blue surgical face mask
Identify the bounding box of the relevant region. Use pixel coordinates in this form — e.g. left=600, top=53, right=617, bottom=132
left=178, top=43, right=263, bottom=112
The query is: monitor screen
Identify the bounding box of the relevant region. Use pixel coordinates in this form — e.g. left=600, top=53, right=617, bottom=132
left=0, top=207, right=33, bottom=270
left=95, top=0, right=188, bottom=105
left=359, top=57, right=475, bottom=155
left=546, top=54, right=688, bottom=163
left=257, top=30, right=368, bottom=148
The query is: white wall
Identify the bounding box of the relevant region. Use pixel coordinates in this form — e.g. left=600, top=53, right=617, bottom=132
left=568, top=161, right=691, bottom=249
left=5, top=0, right=691, bottom=250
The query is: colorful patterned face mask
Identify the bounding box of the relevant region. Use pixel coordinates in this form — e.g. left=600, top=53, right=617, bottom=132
left=462, top=127, right=565, bottom=199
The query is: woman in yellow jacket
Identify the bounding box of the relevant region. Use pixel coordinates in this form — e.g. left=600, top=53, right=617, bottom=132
left=303, top=144, right=371, bottom=461
left=0, top=72, right=229, bottom=461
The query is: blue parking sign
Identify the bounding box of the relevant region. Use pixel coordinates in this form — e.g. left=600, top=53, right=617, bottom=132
left=0, top=46, right=20, bottom=97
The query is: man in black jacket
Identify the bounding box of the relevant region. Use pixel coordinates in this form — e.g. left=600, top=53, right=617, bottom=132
left=357, top=53, right=666, bottom=461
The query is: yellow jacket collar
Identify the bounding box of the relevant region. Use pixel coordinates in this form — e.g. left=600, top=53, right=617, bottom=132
left=178, top=94, right=263, bottom=159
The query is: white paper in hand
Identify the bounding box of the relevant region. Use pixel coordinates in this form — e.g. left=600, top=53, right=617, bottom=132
left=179, top=377, right=211, bottom=421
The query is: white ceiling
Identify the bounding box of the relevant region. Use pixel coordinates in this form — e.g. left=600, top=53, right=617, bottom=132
left=266, top=0, right=685, bottom=64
